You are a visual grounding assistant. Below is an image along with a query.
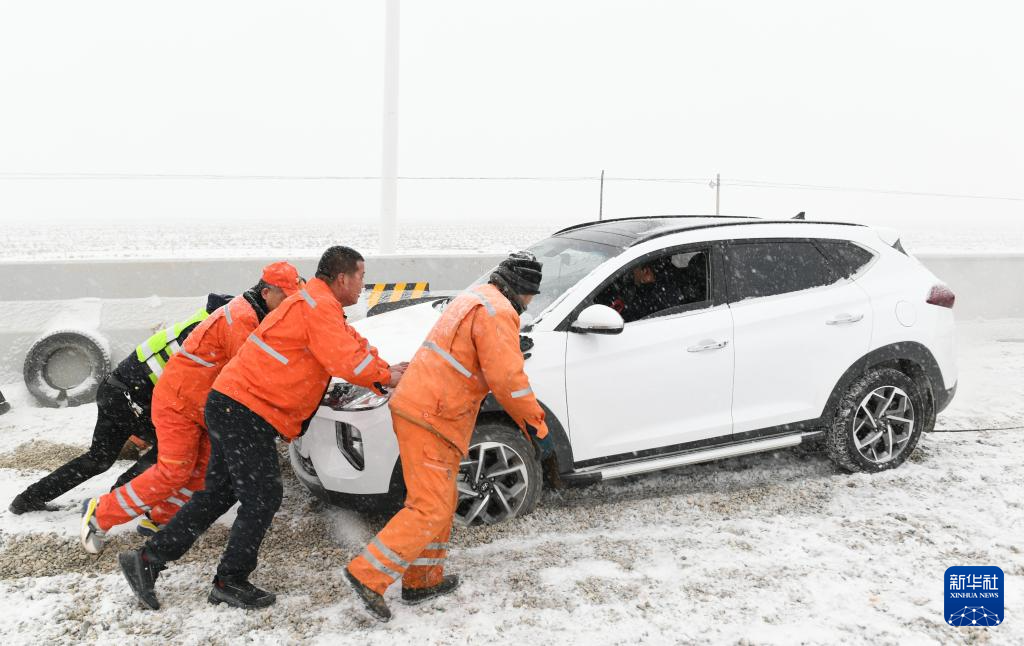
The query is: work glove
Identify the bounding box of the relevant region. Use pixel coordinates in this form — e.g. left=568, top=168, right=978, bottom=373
left=526, top=423, right=553, bottom=459
left=519, top=335, right=535, bottom=360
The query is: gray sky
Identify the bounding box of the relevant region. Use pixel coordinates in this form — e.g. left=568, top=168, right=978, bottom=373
left=0, top=1, right=1021, bottom=231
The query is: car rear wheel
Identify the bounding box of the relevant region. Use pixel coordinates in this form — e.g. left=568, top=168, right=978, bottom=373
left=454, top=422, right=542, bottom=527
left=826, top=367, right=926, bottom=473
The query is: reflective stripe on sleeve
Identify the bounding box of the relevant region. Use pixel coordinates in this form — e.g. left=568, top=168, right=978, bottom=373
left=371, top=537, right=410, bottom=568
left=411, top=557, right=445, bottom=566
left=360, top=548, right=401, bottom=580
left=179, top=487, right=194, bottom=497
left=467, top=290, right=496, bottom=316
left=167, top=339, right=182, bottom=355
left=166, top=496, right=188, bottom=507
left=164, top=326, right=178, bottom=345
left=114, top=489, right=140, bottom=519
left=510, top=387, right=533, bottom=398
left=249, top=334, right=289, bottom=365
left=224, top=305, right=233, bottom=325
left=145, top=356, right=164, bottom=378
left=425, top=542, right=449, bottom=551
left=353, top=353, right=373, bottom=375
left=180, top=350, right=215, bottom=368
left=422, top=341, right=472, bottom=378
left=299, top=289, right=317, bottom=308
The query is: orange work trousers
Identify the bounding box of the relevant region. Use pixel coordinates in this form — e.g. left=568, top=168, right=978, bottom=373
left=94, top=397, right=210, bottom=530
left=347, top=415, right=462, bottom=594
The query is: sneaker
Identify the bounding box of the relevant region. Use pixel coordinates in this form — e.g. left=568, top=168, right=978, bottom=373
left=118, top=549, right=163, bottom=610
left=402, top=575, right=461, bottom=605
left=343, top=568, right=391, bottom=622
left=137, top=515, right=162, bottom=537
left=80, top=498, right=107, bottom=554
left=9, top=493, right=57, bottom=514
left=208, top=576, right=277, bottom=609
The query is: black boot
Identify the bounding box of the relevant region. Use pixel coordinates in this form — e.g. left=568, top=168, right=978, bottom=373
left=208, top=576, right=276, bottom=609
left=343, top=569, right=391, bottom=622
left=118, top=549, right=163, bottom=610
left=9, top=492, right=57, bottom=514
left=402, top=575, right=461, bottom=605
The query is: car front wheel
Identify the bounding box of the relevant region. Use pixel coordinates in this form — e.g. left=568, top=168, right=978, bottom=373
left=454, top=422, right=542, bottom=527
left=826, top=367, right=927, bottom=473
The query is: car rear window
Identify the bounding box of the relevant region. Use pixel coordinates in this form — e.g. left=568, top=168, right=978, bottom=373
left=725, top=241, right=836, bottom=301
left=816, top=240, right=876, bottom=279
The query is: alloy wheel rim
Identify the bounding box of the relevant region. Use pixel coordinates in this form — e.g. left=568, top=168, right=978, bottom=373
left=852, top=385, right=916, bottom=464
left=455, top=441, right=529, bottom=526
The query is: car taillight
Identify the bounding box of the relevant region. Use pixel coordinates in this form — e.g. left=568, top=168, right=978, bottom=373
left=926, top=284, right=956, bottom=309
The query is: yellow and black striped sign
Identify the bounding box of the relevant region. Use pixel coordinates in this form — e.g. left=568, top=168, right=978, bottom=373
left=364, top=282, right=429, bottom=308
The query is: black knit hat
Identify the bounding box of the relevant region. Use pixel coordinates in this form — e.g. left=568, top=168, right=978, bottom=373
left=491, top=250, right=543, bottom=295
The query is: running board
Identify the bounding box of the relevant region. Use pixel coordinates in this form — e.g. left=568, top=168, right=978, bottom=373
left=578, top=433, right=810, bottom=481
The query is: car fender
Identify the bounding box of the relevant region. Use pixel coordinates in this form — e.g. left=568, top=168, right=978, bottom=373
left=479, top=394, right=574, bottom=471
left=821, top=341, right=947, bottom=422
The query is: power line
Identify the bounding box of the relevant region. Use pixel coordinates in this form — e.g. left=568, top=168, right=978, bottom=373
left=0, top=171, right=1021, bottom=202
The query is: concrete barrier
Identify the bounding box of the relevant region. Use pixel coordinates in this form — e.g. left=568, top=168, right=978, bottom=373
left=0, top=254, right=505, bottom=301
left=0, top=252, right=1016, bottom=386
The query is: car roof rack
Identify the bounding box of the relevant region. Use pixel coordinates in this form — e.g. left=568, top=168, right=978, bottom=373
left=552, top=214, right=756, bottom=236
left=629, top=219, right=867, bottom=247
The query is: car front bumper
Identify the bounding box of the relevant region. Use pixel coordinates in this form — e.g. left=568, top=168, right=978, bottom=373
left=288, top=404, right=405, bottom=511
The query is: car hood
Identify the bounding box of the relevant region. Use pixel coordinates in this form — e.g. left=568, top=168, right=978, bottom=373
left=350, top=300, right=443, bottom=363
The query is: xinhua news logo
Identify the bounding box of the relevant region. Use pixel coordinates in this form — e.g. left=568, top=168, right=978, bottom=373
left=944, top=566, right=1004, bottom=627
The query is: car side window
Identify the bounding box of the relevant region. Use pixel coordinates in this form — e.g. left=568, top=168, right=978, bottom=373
left=816, top=240, right=876, bottom=279
left=725, top=241, right=836, bottom=302
left=592, top=248, right=711, bottom=323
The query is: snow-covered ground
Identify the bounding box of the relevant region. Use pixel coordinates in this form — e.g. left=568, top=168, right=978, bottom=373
left=1, top=319, right=1022, bottom=645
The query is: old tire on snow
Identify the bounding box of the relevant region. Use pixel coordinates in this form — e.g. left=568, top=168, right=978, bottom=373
left=825, top=367, right=927, bottom=473
left=23, top=330, right=111, bottom=408
left=455, top=421, right=542, bottom=527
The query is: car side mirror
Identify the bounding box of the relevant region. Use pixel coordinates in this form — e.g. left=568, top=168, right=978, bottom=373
left=571, top=304, right=625, bottom=335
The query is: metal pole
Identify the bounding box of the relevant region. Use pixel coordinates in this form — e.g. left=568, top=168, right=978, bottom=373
left=715, top=173, right=720, bottom=215
left=379, top=0, right=400, bottom=254
left=599, top=170, right=605, bottom=220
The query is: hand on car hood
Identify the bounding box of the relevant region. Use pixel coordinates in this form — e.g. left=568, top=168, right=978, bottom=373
left=350, top=300, right=442, bottom=363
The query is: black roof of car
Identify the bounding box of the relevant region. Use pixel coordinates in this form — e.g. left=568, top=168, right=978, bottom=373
left=553, top=215, right=864, bottom=248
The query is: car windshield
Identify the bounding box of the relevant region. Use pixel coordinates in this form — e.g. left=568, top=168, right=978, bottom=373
left=471, top=235, right=623, bottom=320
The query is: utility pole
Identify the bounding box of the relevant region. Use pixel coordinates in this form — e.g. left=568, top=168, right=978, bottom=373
left=598, top=170, right=605, bottom=220
left=379, top=0, right=400, bottom=254
left=714, top=173, right=720, bottom=215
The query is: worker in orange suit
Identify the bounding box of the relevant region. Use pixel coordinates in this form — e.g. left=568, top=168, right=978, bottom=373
left=345, top=250, right=550, bottom=622
left=81, top=262, right=303, bottom=554
left=118, top=246, right=406, bottom=611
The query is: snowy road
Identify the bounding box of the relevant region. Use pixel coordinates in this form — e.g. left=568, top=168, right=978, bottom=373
left=1, top=319, right=1022, bottom=645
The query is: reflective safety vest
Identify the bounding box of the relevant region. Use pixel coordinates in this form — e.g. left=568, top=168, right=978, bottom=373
left=135, top=308, right=211, bottom=385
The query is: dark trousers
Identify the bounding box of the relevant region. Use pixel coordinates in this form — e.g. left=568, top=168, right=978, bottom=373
left=22, top=378, right=157, bottom=503
left=145, top=390, right=283, bottom=580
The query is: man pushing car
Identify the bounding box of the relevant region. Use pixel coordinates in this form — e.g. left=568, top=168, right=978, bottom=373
left=118, top=246, right=406, bottom=610
left=344, top=250, right=552, bottom=622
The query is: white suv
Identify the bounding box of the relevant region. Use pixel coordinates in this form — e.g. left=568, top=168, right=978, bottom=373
left=290, top=216, right=957, bottom=526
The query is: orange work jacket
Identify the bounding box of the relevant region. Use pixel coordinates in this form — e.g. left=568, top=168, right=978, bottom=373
left=154, top=294, right=260, bottom=427
left=213, top=277, right=392, bottom=440
left=389, top=283, right=548, bottom=454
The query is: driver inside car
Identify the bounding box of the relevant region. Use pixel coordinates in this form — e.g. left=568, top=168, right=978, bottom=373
left=597, top=258, right=683, bottom=323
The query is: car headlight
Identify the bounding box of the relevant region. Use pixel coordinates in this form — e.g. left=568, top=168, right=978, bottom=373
left=322, top=382, right=390, bottom=411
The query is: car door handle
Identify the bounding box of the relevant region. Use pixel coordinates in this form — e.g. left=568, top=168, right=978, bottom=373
left=687, top=339, right=729, bottom=352
left=826, top=313, right=865, bottom=326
